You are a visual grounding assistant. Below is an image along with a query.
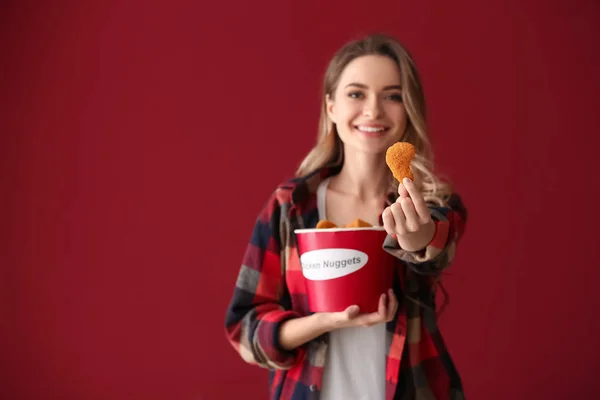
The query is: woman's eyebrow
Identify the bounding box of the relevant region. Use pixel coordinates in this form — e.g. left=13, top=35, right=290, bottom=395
left=344, top=82, right=402, bottom=90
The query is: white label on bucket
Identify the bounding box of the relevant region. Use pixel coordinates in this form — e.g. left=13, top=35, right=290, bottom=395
left=300, top=248, right=368, bottom=281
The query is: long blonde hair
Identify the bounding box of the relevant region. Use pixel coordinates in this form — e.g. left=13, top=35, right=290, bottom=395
left=296, top=33, right=452, bottom=206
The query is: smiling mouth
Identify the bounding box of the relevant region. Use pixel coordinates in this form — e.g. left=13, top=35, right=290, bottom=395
left=354, top=125, right=390, bottom=135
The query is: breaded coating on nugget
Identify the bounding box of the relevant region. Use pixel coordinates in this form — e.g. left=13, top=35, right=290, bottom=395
left=344, top=219, right=372, bottom=228
left=316, top=220, right=338, bottom=229
left=385, top=142, right=415, bottom=182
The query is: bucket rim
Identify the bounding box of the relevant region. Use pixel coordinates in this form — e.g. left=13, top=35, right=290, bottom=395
left=294, top=226, right=387, bottom=234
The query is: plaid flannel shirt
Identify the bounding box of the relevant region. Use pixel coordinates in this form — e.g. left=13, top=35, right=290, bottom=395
left=225, top=166, right=467, bottom=400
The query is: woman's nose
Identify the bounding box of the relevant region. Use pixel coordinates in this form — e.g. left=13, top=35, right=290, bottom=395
left=362, top=98, right=382, bottom=118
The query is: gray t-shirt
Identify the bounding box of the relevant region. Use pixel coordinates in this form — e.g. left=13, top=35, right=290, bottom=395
left=317, top=177, right=387, bottom=400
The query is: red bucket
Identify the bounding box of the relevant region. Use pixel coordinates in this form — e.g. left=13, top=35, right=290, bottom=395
left=294, top=227, right=396, bottom=313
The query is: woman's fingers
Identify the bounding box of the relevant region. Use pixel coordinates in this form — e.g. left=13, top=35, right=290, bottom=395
left=386, top=289, right=398, bottom=321
left=381, top=207, right=396, bottom=236
left=352, top=292, right=394, bottom=327
left=402, top=178, right=431, bottom=224
left=390, top=203, right=407, bottom=235
left=397, top=182, right=410, bottom=199
left=378, top=293, right=387, bottom=316
left=329, top=289, right=399, bottom=329
left=400, top=197, right=420, bottom=232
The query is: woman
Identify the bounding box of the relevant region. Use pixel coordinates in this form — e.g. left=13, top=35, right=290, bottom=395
left=224, top=33, right=467, bottom=400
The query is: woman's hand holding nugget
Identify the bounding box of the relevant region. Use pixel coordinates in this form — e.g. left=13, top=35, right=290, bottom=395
left=382, top=178, right=435, bottom=252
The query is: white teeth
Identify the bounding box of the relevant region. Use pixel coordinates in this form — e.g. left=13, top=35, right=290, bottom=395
left=357, top=126, right=386, bottom=133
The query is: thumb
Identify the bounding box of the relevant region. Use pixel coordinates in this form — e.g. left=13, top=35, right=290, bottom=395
left=397, top=183, right=409, bottom=199
left=344, top=305, right=360, bottom=319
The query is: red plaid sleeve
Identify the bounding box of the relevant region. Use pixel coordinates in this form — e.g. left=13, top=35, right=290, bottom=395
left=224, top=190, right=305, bottom=370
left=383, top=193, right=467, bottom=274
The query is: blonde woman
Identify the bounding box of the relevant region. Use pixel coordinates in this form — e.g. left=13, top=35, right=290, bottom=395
left=225, top=33, right=467, bottom=400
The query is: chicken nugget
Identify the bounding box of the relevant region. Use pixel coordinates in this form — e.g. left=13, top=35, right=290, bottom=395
left=385, top=142, right=415, bottom=182
left=344, top=219, right=372, bottom=228
left=316, top=220, right=338, bottom=229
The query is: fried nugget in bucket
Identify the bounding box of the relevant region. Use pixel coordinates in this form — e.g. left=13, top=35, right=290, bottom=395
left=316, top=220, right=338, bottom=229
left=385, top=142, right=415, bottom=182
left=344, top=219, right=372, bottom=228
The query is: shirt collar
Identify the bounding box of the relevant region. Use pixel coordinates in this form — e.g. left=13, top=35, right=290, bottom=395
left=288, top=166, right=399, bottom=210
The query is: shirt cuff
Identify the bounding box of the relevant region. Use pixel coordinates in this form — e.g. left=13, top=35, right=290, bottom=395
left=383, top=218, right=450, bottom=264
left=254, top=309, right=306, bottom=369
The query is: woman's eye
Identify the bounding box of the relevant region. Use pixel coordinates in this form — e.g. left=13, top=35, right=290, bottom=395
left=348, top=92, right=364, bottom=99
left=386, top=93, right=403, bottom=102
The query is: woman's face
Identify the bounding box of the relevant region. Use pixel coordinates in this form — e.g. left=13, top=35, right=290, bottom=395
left=327, top=55, right=407, bottom=156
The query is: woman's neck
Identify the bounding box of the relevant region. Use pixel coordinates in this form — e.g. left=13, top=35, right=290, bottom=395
left=328, top=147, right=391, bottom=201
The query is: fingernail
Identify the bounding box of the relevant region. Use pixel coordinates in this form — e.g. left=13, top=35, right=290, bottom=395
left=403, top=178, right=412, bottom=185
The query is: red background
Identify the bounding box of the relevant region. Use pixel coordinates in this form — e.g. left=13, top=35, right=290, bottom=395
left=2, top=1, right=599, bottom=399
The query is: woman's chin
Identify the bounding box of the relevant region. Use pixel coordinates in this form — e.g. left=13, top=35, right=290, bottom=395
left=343, top=141, right=394, bottom=156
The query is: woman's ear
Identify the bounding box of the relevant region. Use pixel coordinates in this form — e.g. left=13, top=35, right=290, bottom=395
left=326, top=94, right=336, bottom=124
